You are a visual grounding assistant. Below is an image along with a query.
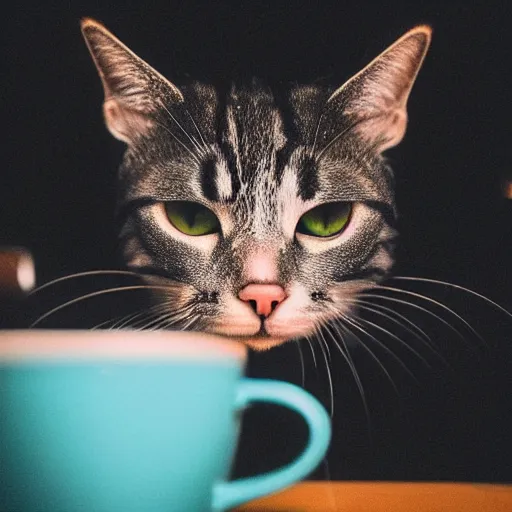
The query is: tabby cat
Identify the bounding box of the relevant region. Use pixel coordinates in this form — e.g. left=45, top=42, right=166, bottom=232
left=80, top=18, right=431, bottom=351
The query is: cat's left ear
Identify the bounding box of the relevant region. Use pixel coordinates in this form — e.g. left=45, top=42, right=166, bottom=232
left=81, top=18, right=184, bottom=143
left=327, top=25, right=432, bottom=152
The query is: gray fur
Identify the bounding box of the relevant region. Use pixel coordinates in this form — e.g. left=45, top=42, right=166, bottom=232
left=81, top=19, right=430, bottom=350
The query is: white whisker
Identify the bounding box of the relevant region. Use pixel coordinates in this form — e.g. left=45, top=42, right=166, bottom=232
left=316, top=326, right=334, bottom=417
left=353, top=307, right=433, bottom=369
left=142, top=302, right=199, bottom=331
left=351, top=297, right=432, bottom=346
left=351, top=299, right=451, bottom=369
left=324, top=322, right=372, bottom=440
left=334, top=310, right=417, bottom=383
left=160, top=104, right=205, bottom=157
left=29, top=269, right=141, bottom=296
left=179, top=313, right=201, bottom=331
left=295, top=340, right=306, bottom=387
left=373, top=285, right=485, bottom=350
left=309, top=110, right=324, bottom=158
left=90, top=302, right=169, bottom=330
left=362, top=292, right=471, bottom=349
left=30, top=284, right=182, bottom=327
left=153, top=118, right=202, bottom=165
left=315, top=120, right=359, bottom=162
left=186, top=109, right=207, bottom=147
left=132, top=304, right=194, bottom=331
left=334, top=319, right=400, bottom=396
left=305, top=335, right=318, bottom=369
left=392, top=276, right=512, bottom=321
left=113, top=302, right=174, bottom=330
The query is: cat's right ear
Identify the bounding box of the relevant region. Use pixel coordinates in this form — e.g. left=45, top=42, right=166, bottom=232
left=322, top=25, right=431, bottom=153
left=80, top=18, right=183, bottom=144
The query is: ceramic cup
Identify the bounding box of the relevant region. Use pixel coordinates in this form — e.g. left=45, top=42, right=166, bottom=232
left=0, top=330, right=331, bottom=511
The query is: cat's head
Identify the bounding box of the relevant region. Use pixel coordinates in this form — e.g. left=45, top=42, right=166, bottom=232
left=81, top=18, right=431, bottom=350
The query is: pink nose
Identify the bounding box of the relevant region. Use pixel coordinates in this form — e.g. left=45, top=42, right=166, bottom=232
left=238, top=284, right=286, bottom=318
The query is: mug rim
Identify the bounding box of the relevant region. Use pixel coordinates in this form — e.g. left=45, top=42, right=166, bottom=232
left=0, top=329, right=246, bottom=363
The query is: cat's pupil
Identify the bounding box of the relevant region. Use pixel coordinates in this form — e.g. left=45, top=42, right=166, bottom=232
left=183, top=204, right=201, bottom=227
left=319, top=209, right=332, bottom=228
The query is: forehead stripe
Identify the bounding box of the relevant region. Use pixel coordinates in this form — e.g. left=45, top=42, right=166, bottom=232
left=200, top=157, right=219, bottom=201
left=298, top=155, right=319, bottom=200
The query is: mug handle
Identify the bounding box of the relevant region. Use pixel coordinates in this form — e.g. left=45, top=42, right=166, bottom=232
left=212, top=378, right=331, bottom=511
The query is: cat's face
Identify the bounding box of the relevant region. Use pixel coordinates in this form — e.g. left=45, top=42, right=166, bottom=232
left=81, top=19, right=430, bottom=350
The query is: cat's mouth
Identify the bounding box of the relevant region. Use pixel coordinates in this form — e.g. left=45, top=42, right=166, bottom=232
left=253, top=322, right=272, bottom=338
left=211, top=321, right=290, bottom=350
left=208, top=314, right=318, bottom=351
left=197, top=288, right=325, bottom=350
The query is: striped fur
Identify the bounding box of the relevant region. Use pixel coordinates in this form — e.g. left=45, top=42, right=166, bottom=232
left=82, top=18, right=430, bottom=350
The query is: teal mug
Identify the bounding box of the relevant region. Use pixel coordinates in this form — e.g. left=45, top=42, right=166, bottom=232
left=0, top=330, right=331, bottom=511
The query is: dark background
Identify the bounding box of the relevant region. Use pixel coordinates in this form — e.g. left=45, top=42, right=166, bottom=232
left=2, top=1, right=512, bottom=482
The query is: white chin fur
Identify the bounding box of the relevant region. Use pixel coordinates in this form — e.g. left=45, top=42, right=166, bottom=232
left=242, top=337, right=289, bottom=351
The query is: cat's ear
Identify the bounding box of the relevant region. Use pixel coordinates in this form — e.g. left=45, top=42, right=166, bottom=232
left=327, top=25, right=431, bottom=152
left=80, top=18, right=183, bottom=143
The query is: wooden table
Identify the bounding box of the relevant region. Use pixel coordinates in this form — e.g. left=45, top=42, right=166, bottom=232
left=236, top=482, right=512, bottom=511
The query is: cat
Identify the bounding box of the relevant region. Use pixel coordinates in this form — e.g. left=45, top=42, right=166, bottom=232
left=79, top=17, right=431, bottom=351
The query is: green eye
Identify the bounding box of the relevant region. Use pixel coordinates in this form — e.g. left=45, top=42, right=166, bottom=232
left=296, top=202, right=352, bottom=238
left=165, top=201, right=220, bottom=236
